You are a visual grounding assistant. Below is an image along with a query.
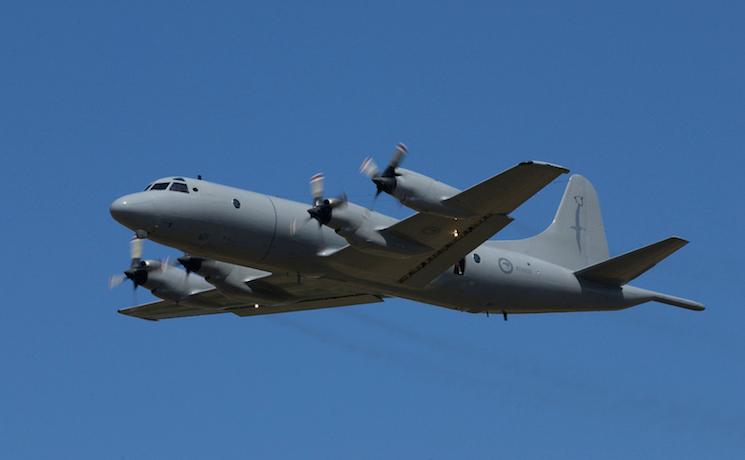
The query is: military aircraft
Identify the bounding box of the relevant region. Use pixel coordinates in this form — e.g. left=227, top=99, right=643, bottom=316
left=109, top=145, right=703, bottom=320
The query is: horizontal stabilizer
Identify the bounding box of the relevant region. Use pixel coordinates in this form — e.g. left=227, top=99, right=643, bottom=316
left=575, top=237, right=688, bottom=286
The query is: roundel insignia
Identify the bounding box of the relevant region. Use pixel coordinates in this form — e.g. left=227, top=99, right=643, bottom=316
left=498, top=257, right=514, bottom=274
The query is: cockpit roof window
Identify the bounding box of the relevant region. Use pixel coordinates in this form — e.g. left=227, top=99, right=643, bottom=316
left=173, top=177, right=185, bottom=181
left=150, top=182, right=169, bottom=191
left=170, top=182, right=189, bottom=193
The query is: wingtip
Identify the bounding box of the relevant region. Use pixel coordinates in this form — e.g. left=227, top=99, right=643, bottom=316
left=519, top=160, right=570, bottom=174
left=117, top=308, right=159, bottom=321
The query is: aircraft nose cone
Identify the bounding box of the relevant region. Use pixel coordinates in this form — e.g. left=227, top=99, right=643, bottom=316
left=109, top=197, right=128, bottom=221
left=110, top=194, right=154, bottom=230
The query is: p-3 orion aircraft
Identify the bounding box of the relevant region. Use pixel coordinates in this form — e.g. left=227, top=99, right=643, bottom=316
left=110, top=144, right=703, bottom=321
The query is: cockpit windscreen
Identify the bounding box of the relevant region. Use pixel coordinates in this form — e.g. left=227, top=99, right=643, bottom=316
left=170, top=182, right=189, bottom=193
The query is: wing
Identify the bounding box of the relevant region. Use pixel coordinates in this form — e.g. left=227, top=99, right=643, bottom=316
left=327, top=161, right=568, bottom=287
left=118, top=273, right=384, bottom=321
left=443, top=161, right=569, bottom=215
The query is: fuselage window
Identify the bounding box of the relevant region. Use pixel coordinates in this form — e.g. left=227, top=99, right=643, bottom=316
left=170, top=182, right=189, bottom=193
left=150, top=182, right=169, bottom=191
left=233, top=199, right=241, bottom=209
left=473, top=253, right=481, bottom=263
left=454, top=258, right=466, bottom=276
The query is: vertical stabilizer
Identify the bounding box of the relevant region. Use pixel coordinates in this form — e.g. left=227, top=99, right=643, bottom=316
left=493, top=175, right=609, bottom=269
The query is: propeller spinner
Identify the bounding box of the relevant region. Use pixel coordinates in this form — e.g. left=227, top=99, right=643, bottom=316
left=177, top=255, right=204, bottom=275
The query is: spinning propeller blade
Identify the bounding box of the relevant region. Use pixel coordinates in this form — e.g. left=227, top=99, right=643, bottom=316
left=130, top=236, right=143, bottom=260
left=310, top=173, right=324, bottom=205
left=360, top=157, right=379, bottom=179
left=108, top=273, right=127, bottom=290
left=387, top=143, right=407, bottom=172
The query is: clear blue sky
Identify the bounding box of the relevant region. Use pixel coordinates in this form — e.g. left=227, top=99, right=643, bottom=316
left=1, top=1, right=743, bottom=458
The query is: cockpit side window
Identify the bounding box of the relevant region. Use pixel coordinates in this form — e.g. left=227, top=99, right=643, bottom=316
left=150, top=182, right=169, bottom=191
left=170, top=182, right=189, bottom=193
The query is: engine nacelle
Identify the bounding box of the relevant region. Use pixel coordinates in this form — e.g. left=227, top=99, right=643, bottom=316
left=177, top=257, right=289, bottom=303
left=389, top=168, right=470, bottom=217
left=361, top=146, right=470, bottom=218
left=134, top=261, right=214, bottom=307
left=322, top=203, right=431, bottom=258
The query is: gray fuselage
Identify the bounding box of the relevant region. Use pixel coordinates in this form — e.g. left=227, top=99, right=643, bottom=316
left=110, top=176, right=658, bottom=314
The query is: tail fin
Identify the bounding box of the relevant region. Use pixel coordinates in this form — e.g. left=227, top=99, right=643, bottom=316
left=493, top=175, right=609, bottom=269
left=575, top=237, right=688, bottom=286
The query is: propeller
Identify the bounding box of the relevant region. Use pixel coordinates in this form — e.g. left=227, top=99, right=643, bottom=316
left=108, top=273, right=128, bottom=290
left=177, top=255, right=204, bottom=275
left=360, top=143, right=407, bottom=196
left=130, top=236, right=143, bottom=260
left=292, top=173, right=347, bottom=236
left=108, top=237, right=166, bottom=290
left=307, top=173, right=347, bottom=225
